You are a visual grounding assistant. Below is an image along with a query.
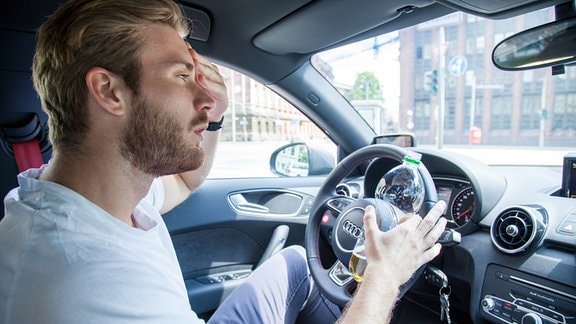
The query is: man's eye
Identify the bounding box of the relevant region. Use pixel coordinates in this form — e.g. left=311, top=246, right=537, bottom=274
left=178, top=74, right=190, bottom=81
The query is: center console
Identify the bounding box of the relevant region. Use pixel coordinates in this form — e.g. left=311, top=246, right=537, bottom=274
left=480, top=265, right=576, bottom=324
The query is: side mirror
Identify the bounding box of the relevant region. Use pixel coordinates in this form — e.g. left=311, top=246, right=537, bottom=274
left=269, top=142, right=335, bottom=177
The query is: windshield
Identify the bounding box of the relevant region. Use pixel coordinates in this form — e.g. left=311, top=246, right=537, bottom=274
left=314, top=8, right=575, bottom=166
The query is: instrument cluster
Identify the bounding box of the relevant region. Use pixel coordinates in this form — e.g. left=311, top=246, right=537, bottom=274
left=434, top=177, right=477, bottom=229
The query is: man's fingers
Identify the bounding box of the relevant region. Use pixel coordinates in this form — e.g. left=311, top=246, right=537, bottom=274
left=429, top=200, right=447, bottom=216
left=190, top=50, right=220, bottom=79
left=416, top=200, right=446, bottom=236
left=186, top=45, right=225, bottom=91
left=426, top=217, right=447, bottom=246
left=362, top=205, right=377, bottom=234
left=422, top=243, right=443, bottom=263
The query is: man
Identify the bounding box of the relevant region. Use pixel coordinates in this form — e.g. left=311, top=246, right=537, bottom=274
left=0, top=0, right=447, bottom=323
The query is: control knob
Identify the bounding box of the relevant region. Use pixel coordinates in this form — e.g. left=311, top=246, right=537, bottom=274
left=521, top=313, right=542, bottom=324
left=481, top=297, right=495, bottom=312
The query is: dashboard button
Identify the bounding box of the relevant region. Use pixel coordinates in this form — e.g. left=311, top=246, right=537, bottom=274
left=557, top=221, right=576, bottom=235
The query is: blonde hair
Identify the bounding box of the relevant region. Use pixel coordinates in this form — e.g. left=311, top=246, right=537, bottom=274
left=32, top=0, right=190, bottom=150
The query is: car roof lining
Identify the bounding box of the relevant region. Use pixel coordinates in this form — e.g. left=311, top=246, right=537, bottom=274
left=253, top=0, right=438, bottom=55
left=2, top=0, right=567, bottom=86
left=435, top=0, right=566, bottom=17
left=180, top=0, right=567, bottom=85
left=246, top=0, right=565, bottom=56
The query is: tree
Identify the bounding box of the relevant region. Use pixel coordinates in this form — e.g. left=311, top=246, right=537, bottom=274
left=347, top=71, right=383, bottom=101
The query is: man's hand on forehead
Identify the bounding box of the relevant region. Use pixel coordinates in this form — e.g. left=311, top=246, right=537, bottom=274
left=186, top=41, right=228, bottom=121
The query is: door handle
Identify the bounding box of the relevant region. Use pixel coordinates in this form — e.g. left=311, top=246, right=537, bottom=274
left=237, top=202, right=270, bottom=213
left=229, top=193, right=270, bottom=213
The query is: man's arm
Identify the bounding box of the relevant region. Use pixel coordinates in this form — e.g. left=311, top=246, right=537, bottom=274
left=159, top=45, right=228, bottom=214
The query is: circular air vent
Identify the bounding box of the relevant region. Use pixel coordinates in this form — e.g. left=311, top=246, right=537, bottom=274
left=336, top=183, right=352, bottom=197
left=490, top=206, right=548, bottom=255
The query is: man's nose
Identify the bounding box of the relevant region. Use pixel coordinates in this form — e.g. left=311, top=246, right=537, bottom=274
left=193, top=87, right=215, bottom=113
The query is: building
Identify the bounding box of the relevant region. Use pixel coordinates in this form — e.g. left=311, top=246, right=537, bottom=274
left=217, top=66, right=327, bottom=143
left=399, top=9, right=576, bottom=146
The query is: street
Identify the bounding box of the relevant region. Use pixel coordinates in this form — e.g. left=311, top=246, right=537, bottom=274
left=208, top=141, right=574, bottom=179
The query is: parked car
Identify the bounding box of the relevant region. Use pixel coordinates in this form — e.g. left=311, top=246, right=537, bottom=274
left=1, top=0, right=575, bottom=323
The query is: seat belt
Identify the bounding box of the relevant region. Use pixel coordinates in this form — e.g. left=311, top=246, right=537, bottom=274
left=11, top=139, right=43, bottom=172
left=0, top=113, right=45, bottom=172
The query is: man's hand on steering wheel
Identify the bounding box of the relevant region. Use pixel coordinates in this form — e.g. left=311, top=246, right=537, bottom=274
left=362, top=201, right=447, bottom=290
left=337, top=201, right=447, bottom=323
left=305, top=144, right=449, bottom=311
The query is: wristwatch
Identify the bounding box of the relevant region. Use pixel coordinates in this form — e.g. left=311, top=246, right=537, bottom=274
left=206, top=116, right=224, bottom=131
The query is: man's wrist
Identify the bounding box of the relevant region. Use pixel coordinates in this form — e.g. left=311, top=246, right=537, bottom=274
left=206, top=116, right=224, bottom=131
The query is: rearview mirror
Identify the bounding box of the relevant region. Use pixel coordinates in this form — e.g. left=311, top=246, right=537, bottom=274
left=372, top=133, right=415, bottom=147
left=492, top=17, right=576, bottom=71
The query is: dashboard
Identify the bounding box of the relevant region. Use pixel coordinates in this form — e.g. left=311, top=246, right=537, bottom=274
left=340, top=147, right=576, bottom=323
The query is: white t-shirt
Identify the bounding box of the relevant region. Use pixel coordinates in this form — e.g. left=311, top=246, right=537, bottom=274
left=0, top=166, right=204, bottom=324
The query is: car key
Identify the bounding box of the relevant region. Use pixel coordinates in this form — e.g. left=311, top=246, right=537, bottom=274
left=424, top=265, right=448, bottom=288
left=424, top=265, right=452, bottom=323
left=437, top=228, right=461, bottom=247
left=439, top=285, right=452, bottom=324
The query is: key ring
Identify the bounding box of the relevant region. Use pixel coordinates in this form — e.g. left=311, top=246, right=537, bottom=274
left=439, top=285, right=451, bottom=297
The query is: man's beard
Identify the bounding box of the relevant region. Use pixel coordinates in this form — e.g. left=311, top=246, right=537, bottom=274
left=120, top=95, right=207, bottom=177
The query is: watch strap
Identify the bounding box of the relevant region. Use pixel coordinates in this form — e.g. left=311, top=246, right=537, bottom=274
left=206, top=116, right=224, bottom=131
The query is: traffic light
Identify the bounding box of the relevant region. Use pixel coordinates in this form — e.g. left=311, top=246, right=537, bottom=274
left=424, top=70, right=438, bottom=94
left=431, top=70, right=438, bottom=93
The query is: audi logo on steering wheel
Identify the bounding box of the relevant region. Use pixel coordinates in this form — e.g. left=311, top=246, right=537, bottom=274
left=342, top=220, right=363, bottom=239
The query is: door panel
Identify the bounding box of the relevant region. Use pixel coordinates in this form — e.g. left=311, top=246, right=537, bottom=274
left=163, top=176, right=326, bottom=317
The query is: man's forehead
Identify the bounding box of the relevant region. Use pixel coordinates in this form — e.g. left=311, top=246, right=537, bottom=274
left=139, top=25, right=191, bottom=64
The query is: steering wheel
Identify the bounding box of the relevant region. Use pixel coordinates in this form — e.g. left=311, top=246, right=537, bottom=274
left=305, top=144, right=438, bottom=308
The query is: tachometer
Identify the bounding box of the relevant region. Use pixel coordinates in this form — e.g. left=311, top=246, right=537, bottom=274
left=451, top=187, right=476, bottom=227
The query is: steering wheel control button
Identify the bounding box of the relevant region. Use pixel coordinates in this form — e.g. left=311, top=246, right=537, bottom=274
left=327, top=197, right=353, bottom=213
left=328, top=261, right=353, bottom=286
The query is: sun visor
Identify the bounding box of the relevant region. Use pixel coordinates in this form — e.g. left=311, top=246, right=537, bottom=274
left=181, top=5, right=211, bottom=42
left=253, top=0, right=436, bottom=55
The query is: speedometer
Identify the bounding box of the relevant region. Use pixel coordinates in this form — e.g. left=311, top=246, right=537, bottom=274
left=451, top=187, right=476, bottom=227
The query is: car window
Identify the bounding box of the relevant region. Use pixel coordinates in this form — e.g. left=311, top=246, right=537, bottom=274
left=208, top=66, right=335, bottom=178
left=313, top=8, right=575, bottom=166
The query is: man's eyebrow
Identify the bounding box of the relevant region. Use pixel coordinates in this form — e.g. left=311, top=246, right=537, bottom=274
left=167, top=60, right=195, bottom=72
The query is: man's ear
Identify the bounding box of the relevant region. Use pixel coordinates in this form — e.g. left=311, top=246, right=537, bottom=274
left=85, top=67, right=128, bottom=116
